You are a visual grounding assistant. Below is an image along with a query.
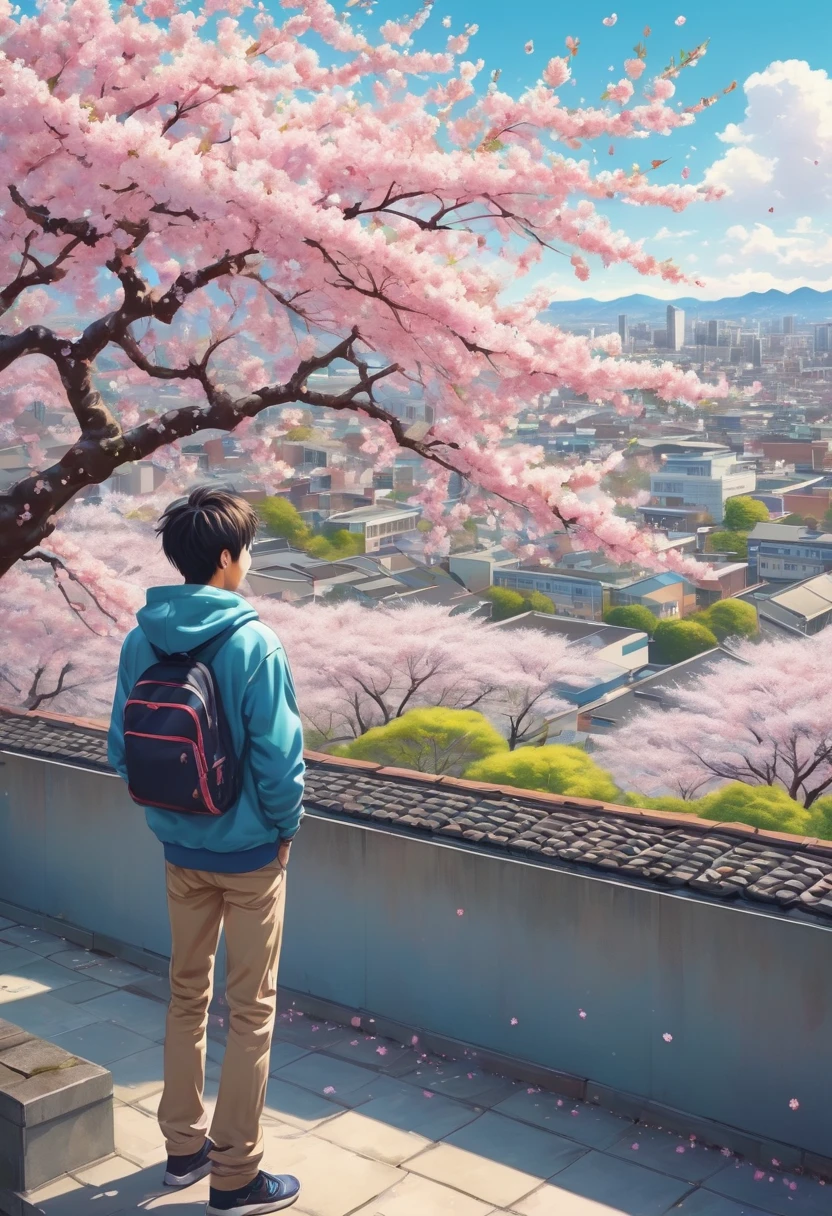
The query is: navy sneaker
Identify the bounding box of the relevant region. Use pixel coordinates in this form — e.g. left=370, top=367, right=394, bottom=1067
left=207, top=1171, right=301, bottom=1215
left=164, top=1138, right=214, bottom=1187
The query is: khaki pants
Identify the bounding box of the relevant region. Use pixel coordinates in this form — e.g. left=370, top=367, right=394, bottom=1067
left=158, top=855, right=286, bottom=1190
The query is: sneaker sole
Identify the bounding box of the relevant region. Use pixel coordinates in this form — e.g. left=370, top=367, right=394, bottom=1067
left=164, top=1160, right=213, bottom=1187
left=206, top=1195, right=299, bottom=1216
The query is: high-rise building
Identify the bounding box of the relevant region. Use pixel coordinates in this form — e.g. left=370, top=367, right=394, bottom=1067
left=814, top=324, right=832, bottom=353
left=752, top=338, right=762, bottom=368
left=783, top=315, right=795, bottom=335
left=618, top=314, right=628, bottom=344
left=694, top=322, right=709, bottom=345
left=666, top=305, right=685, bottom=352
left=707, top=319, right=719, bottom=345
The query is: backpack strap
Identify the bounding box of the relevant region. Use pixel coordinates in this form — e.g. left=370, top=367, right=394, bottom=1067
left=189, top=619, right=252, bottom=666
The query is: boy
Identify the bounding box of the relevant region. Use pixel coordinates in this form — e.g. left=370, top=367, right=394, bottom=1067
left=108, top=486, right=304, bottom=1215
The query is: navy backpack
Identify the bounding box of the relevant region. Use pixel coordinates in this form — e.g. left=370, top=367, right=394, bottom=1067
left=122, top=622, right=247, bottom=816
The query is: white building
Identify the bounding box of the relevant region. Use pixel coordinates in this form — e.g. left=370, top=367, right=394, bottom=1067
left=667, top=304, right=685, bottom=352
left=648, top=448, right=756, bottom=523
left=325, top=503, right=422, bottom=552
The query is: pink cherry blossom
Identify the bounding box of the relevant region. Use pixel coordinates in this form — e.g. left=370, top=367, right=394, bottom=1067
left=456, top=909, right=464, bottom=917
left=524, top=40, right=534, bottom=54
left=422, top=1090, right=434, bottom=1098
left=681, top=166, right=691, bottom=179
left=754, top=1171, right=765, bottom=1181
left=602, top=14, right=618, bottom=26
left=663, top=1033, right=673, bottom=1042
left=351, top=1017, right=361, bottom=1028
left=789, top=1098, right=800, bottom=1110
left=510, top=1017, right=518, bottom=1025
left=376, top=1046, right=388, bottom=1056
left=675, top=16, right=687, bottom=25
left=624, top=59, right=646, bottom=80
left=631, top=1143, right=640, bottom=1150
left=579, top=1009, right=587, bottom=1019
left=676, top=1146, right=686, bottom=1154
left=323, top=1086, right=336, bottom=1094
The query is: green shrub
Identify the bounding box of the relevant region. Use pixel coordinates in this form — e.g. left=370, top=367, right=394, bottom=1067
left=464, top=745, right=620, bottom=801
left=652, top=619, right=718, bottom=663
left=723, top=496, right=769, bottom=531
left=258, top=496, right=311, bottom=546
left=628, top=783, right=813, bottom=836
left=698, top=599, right=758, bottom=642
left=603, top=605, right=658, bottom=636
left=483, top=587, right=527, bottom=621
left=705, top=530, right=748, bottom=560
left=334, top=708, right=507, bottom=776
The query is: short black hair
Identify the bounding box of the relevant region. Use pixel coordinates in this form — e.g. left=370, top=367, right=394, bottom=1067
left=156, top=486, right=258, bottom=584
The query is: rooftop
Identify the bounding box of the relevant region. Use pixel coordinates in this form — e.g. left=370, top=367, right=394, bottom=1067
left=2, top=706, right=831, bottom=923
left=492, top=613, right=643, bottom=647
left=4, top=914, right=826, bottom=1216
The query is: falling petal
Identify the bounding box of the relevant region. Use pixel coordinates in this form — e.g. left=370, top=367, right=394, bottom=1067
left=772, top=1159, right=781, bottom=1167
left=675, top=15, right=687, bottom=25
left=423, top=1090, right=434, bottom=1098
left=456, top=909, right=464, bottom=916
left=681, top=167, right=691, bottom=179
left=631, top=1143, right=640, bottom=1151
left=411, top=1035, right=419, bottom=1046
left=663, top=1033, right=673, bottom=1042
left=323, top=1086, right=336, bottom=1094
left=602, top=13, right=618, bottom=26
left=676, top=1146, right=686, bottom=1154
left=789, top=1183, right=798, bottom=1191
left=351, top=1016, right=361, bottom=1027
left=579, top=1009, right=587, bottom=1019
left=376, top=1046, right=388, bottom=1056
left=350, top=1040, right=359, bottom=1046
left=789, top=1098, right=800, bottom=1110
left=510, top=1017, right=518, bottom=1025
left=524, top=40, right=534, bottom=53
left=442, top=15, right=451, bottom=26
left=754, top=1171, right=766, bottom=1181
left=721, top=1148, right=732, bottom=1157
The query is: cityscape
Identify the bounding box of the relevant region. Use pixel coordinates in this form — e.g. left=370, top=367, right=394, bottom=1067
left=0, top=2, right=831, bottom=1216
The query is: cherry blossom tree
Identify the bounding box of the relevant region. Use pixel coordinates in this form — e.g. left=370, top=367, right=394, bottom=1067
left=597, top=633, right=832, bottom=807
left=0, top=0, right=740, bottom=579
left=256, top=598, right=596, bottom=749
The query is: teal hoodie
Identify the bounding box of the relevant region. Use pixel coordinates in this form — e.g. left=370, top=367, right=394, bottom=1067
left=107, top=585, right=305, bottom=873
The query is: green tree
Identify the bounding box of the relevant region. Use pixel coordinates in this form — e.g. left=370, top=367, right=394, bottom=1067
left=808, top=797, right=832, bottom=841
left=523, top=590, right=555, bottom=615
left=653, top=619, right=718, bottom=664
left=705, top=530, right=748, bottom=560
left=258, top=496, right=311, bottom=547
left=307, top=528, right=365, bottom=560
left=483, top=587, right=527, bottom=621
left=483, top=586, right=555, bottom=620
left=627, top=783, right=814, bottom=837
left=698, top=599, right=758, bottom=642
left=723, top=496, right=769, bottom=531
left=334, top=707, right=508, bottom=776
left=284, top=425, right=315, bottom=441
left=465, top=745, right=620, bottom=801
left=603, top=605, right=658, bottom=636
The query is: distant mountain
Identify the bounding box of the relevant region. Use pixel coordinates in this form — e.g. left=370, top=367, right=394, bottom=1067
left=543, top=287, right=832, bottom=325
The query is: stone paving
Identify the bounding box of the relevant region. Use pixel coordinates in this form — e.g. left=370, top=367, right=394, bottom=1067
left=0, top=916, right=828, bottom=1216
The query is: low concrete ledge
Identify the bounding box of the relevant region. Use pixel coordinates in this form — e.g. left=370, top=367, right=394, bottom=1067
left=0, top=1019, right=114, bottom=1207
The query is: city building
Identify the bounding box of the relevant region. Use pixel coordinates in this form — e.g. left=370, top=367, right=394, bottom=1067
left=707, top=318, right=719, bottom=345
left=814, top=323, right=832, bottom=354
left=756, top=571, right=832, bottom=636
left=618, top=313, right=628, bottom=344
left=447, top=545, right=519, bottom=592
left=610, top=571, right=698, bottom=619
left=783, top=315, right=795, bottom=335
left=325, top=502, right=422, bottom=552
left=493, top=561, right=640, bottom=620
left=666, top=304, right=685, bottom=352
left=746, top=522, right=832, bottom=582
left=645, top=448, right=757, bottom=523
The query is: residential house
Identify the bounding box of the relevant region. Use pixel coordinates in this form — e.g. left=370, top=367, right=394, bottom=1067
left=447, top=545, right=520, bottom=592
left=746, top=522, right=832, bottom=582
left=756, top=572, right=832, bottom=637
left=610, top=571, right=698, bottom=619
left=325, top=503, right=422, bottom=553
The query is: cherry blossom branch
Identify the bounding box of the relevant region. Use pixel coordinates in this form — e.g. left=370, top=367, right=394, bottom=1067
left=21, top=547, right=117, bottom=630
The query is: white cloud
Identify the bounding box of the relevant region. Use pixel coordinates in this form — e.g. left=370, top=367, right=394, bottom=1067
left=703, top=60, right=832, bottom=211
left=654, top=227, right=697, bottom=240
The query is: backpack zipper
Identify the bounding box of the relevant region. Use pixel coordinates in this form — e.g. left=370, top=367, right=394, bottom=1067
left=134, top=679, right=212, bottom=727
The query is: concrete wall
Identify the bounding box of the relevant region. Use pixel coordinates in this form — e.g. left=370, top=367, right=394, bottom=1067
left=0, top=752, right=830, bottom=1160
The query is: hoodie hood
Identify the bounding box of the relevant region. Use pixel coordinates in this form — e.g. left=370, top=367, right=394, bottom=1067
left=137, top=585, right=259, bottom=657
